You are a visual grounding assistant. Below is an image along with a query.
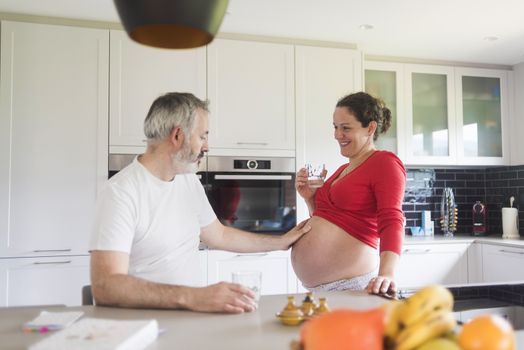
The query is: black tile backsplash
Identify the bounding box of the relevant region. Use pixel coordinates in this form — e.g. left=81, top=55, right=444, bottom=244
left=403, top=165, right=524, bottom=236
left=449, top=284, right=524, bottom=307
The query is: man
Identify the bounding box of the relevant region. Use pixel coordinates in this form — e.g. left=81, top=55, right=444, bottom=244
left=90, top=92, right=310, bottom=313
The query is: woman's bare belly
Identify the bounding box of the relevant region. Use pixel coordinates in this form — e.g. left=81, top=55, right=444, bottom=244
left=291, top=216, right=379, bottom=287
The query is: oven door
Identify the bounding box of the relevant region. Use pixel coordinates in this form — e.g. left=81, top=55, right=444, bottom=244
left=205, top=172, right=296, bottom=234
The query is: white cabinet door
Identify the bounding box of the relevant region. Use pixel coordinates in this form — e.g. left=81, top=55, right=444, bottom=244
left=396, top=243, right=469, bottom=289
left=404, top=64, right=457, bottom=166
left=109, top=30, right=206, bottom=154
left=0, top=255, right=90, bottom=307
left=0, top=21, right=109, bottom=257
left=207, top=250, right=297, bottom=295
left=511, top=62, right=524, bottom=165
left=454, top=67, right=510, bottom=166
left=365, top=61, right=406, bottom=161
left=207, top=39, right=295, bottom=156
left=295, top=45, right=362, bottom=220
left=482, top=244, right=524, bottom=283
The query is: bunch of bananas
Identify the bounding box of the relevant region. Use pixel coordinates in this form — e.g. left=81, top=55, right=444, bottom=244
left=383, top=285, right=459, bottom=350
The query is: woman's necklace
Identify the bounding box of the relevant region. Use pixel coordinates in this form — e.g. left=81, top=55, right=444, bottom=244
left=340, top=148, right=376, bottom=178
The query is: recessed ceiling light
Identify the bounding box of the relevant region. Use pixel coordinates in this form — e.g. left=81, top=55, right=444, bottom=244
left=483, top=36, right=498, bottom=41
left=359, top=24, right=374, bottom=30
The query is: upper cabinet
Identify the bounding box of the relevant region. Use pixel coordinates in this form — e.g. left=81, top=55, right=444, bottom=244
left=364, top=61, right=405, bottom=160
left=365, top=61, right=512, bottom=166
left=207, top=39, right=295, bottom=157
left=295, top=45, right=362, bottom=221
left=405, top=64, right=457, bottom=165
left=0, top=21, right=108, bottom=256
left=109, top=30, right=206, bottom=154
left=454, top=68, right=509, bottom=166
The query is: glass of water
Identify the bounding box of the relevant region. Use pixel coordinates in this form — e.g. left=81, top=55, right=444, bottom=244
left=232, top=271, right=262, bottom=302
left=305, top=163, right=325, bottom=188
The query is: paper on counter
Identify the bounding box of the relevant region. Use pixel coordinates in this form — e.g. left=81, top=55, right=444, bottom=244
left=23, top=310, right=84, bottom=332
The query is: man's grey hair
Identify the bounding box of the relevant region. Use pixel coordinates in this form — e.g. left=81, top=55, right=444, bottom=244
left=143, top=92, right=209, bottom=143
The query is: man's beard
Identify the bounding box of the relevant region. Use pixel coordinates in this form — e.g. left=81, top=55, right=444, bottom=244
left=172, top=142, right=204, bottom=174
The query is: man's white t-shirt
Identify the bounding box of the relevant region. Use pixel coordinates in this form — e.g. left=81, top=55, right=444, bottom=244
left=90, top=157, right=216, bottom=287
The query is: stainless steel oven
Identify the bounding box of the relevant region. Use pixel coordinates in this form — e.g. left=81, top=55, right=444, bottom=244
left=200, top=156, right=296, bottom=235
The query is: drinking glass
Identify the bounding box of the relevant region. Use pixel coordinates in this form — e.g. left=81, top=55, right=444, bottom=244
left=305, top=163, right=325, bottom=188
left=232, top=271, right=262, bottom=302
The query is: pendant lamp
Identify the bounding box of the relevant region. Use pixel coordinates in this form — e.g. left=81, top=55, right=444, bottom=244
left=113, top=0, right=229, bottom=49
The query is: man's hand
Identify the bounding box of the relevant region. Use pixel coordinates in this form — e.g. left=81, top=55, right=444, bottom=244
left=280, top=219, right=311, bottom=249
left=186, top=282, right=257, bottom=313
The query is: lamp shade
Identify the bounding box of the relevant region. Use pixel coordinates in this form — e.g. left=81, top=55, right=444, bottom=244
left=113, top=0, right=229, bottom=49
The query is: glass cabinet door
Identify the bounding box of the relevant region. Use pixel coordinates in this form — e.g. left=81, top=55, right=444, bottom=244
left=455, top=68, right=508, bottom=165
left=365, top=69, right=398, bottom=153
left=412, top=73, right=448, bottom=156
left=406, top=65, right=455, bottom=165
left=462, top=76, right=501, bottom=157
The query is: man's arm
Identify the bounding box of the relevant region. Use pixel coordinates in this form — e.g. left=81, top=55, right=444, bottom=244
left=90, top=250, right=256, bottom=313
left=200, top=219, right=311, bottom=253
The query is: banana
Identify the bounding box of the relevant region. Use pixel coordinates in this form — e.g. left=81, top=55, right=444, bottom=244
left=381, top=299, right=405, bottom=348
left=395, top=309, right=457, bottom=350
left=415, top=337, right=461, bottom=350
left=399, top=285, right=454, bottom=327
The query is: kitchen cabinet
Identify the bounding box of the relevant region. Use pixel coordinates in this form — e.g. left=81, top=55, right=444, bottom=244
left=396, top=243, right=469, bottom=288
left=366, top=61, right=512, bottom=166
left=207, top=39, right=295, bottom=157
left=207, top=250, right=298, bottom=295
left=481, top=243, right=524, bottom=282
left=295, top=45, right=363, bottom=221
left=365, top=61, right=406, bottom=160
left=455, top=68, right=510, bottom=166
left=405, top=64, right=457, bottom=165
left=0, top=255, right=90, bottom=307
left=0, top=21, right=108, bottom=257
left=109, top=29, right=206, bottom=154
left=511, top=62, right=524, bottom=165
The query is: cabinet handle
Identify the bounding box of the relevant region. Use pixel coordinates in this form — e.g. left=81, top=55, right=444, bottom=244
left=236, top=142, right=268, bottom=146
left=234, top=253, right=269, bottom=258
left=403, top=248, right=431, bottom=254
left=33, top=260, right=72, bottom=265
left=499, top=249, right=524, bottom=255
left=33, top=249, right=72, bottom=253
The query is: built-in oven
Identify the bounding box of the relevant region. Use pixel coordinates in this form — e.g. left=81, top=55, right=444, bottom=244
left=200, top=156, right=296, bottom=235
left=108, top=154, right=297, bottom=235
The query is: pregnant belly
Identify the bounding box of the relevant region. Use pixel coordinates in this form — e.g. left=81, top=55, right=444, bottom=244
left=291, top=216, right=378, bottom=287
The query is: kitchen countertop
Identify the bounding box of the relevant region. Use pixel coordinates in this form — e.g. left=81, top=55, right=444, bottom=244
left=0, top=291, right=382, bottom=350
left=404, top=234, right=524, bottom=247
left=1, top=291, right=523, bottom=349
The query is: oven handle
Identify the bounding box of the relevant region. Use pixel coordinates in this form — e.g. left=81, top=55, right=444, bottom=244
left=214, top=174, right=293, bottom=180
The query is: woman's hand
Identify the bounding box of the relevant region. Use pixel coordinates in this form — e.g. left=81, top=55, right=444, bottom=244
left=365, top=275, right=398, bottom=298
left=295, top=167, right=327, bottom=201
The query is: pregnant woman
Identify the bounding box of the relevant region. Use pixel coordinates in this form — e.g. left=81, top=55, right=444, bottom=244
left=292, top=92, right=406, bottom=295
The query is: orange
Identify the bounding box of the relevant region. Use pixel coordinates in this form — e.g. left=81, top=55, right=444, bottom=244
left=300, top=308, right=384, bottom=350
left=458, top=314, right=516, bottom=350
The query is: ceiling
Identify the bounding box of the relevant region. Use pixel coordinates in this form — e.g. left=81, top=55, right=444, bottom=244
left=1, top=0, right=523, bottom=66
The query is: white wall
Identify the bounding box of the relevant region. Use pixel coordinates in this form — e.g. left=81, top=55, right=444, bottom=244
left=511, top=61, right=524, bottom=165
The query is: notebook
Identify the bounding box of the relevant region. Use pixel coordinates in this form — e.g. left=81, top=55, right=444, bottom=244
left=29, top=317, right=159, bottom=350
left=23, top=311, right=85, bottom=332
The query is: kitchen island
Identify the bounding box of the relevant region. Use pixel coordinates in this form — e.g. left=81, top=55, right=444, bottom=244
left=2, top=290, right=524, bottom=349
left=2, top=291, right=385, bottom=350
